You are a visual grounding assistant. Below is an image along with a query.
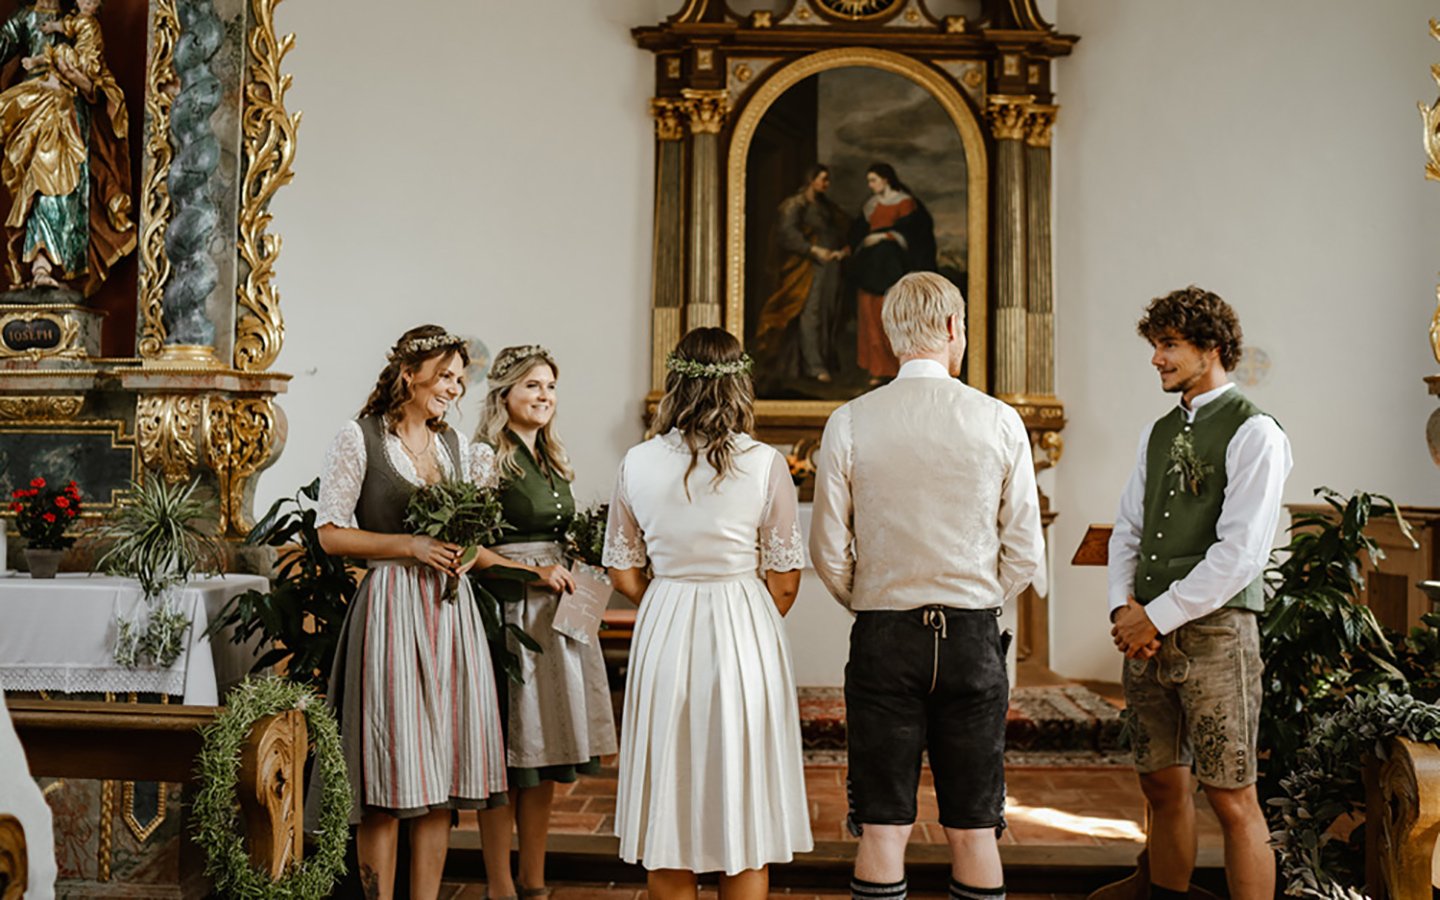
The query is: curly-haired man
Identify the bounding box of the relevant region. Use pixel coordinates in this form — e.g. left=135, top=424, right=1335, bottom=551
left=1107, top=286, right=1291, bottom=900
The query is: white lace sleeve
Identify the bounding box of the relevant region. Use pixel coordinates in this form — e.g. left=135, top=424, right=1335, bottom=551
left=317, top=421, right=365, bottom=529
left=601, top=457, right=648, bottom=570
left=759, top=449, right=805, bottom=573
left=466, top=438, right=500, bottom=489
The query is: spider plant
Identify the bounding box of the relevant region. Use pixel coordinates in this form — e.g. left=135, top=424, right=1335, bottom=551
left=96, top=477, right=222, bottom=598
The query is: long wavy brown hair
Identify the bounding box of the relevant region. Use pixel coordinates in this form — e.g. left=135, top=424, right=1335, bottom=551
left=359, top=324, right=469, bottom=433
left=476, top=345, right=574, bottom=482
left=650, top=327, right=757, bottom=495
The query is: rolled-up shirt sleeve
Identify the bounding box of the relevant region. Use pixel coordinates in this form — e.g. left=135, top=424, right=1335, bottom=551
left=1141, top=415, right=1292, bottom=635
left=808, top=405, right=856, bottom=610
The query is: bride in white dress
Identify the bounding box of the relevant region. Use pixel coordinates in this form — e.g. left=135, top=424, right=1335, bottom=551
left=603, top=327, right=813, bottom=900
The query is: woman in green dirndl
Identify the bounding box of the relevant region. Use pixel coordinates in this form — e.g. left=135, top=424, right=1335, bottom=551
left=470, top=344, right=618, bottom=899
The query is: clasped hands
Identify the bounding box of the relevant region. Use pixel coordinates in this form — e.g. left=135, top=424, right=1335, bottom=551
left=1111, top=596, right=1162, bottom=660
left=411, top=534, right=475, bottom=578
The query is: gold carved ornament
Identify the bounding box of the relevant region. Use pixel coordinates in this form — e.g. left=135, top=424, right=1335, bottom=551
left=1025, top=104, right=1058, bottom=148
left=234, top=0, right=300, bottom=373
left=0, top=395, right=83, bottom=421
left=136, top=0, right=179, bottom=359
left=1422, top=19, right=1440, bottom=363
left=650, top=98, right=684, bottom=142
left=985, top=95, right=1031, bottom=141
left=204, top=396, right=278, bottom=537
left=136, top=394, right=203, bottom=484
left=0, top=815, right=25, bottom=900
left=681, top=88, right=728, bottom=135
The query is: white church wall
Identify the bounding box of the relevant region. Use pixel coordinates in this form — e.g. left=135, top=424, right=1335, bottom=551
left=258, top=0, right=1440, bottom=688
left=1048, top=0, right=1440, bottom=682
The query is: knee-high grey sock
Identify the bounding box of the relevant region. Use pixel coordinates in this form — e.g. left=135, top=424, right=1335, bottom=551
left=852, top=877, right=907, bottom=900
left=949, top=877, right=1005, bottom=900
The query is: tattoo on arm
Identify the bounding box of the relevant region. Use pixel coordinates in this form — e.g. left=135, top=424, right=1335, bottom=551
left=360, top=863, right=381, bottom=900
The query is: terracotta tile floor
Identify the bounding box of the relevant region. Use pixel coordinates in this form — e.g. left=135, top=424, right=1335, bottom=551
left=439, top=887, right=1085, bottom=900
left=451, top=760, right=1224, bottom=867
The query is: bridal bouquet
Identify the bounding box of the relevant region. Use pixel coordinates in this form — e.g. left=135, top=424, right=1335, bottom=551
left=404, top=476, right=506, bottom=600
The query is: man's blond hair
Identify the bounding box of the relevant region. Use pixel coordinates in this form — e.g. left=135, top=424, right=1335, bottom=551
left=881, top=271, right=965, bottom=357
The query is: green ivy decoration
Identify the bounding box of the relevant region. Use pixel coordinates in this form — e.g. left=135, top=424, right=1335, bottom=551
left=193, top=677, right=350, bottom=900
left=1165, top=429, right=1212, bottom=494
left=1270, top=691, right=1440, bottom=899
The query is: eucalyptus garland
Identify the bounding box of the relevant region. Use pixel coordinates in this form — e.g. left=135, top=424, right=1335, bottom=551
left=1271, top=691, right=1440, bottom=899
left=193, top=677, right=351, bottom=900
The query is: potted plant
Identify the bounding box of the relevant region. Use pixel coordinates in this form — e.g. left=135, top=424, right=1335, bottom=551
left=9, top=477, right=81, bottom=578
left=95, top=477, right=221, bottom=668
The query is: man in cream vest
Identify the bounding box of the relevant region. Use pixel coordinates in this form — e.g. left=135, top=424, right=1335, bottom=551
left=1109, top=286, right=1291, bottom=900
left=810, top=272, right=1044, bottom=900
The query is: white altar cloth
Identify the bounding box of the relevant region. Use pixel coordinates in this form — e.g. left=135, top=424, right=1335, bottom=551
left=0, top=573, right=269, bottom=705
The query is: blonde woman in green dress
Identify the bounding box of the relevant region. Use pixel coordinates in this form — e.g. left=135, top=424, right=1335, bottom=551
left=470, top=344, right=618, bottom=899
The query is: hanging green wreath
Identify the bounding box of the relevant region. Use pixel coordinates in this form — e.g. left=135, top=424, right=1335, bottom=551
left=193, top=677, right=351, bottom=900
left=1271, top=691, right=1440, bottom=899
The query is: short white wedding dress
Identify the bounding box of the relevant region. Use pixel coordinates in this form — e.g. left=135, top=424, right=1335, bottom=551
left=603, top=430, right=813, bottom=874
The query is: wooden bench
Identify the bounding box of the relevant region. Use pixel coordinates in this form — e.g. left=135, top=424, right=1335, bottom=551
left=3, top=699, right=307, bottom=894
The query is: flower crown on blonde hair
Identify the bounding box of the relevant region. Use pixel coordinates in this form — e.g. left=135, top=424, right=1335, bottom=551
left=391, top=332, right=466, bottom=359
left=489, top=344, right=552, bottom=382
left=665, top=351, right=753, bottom=379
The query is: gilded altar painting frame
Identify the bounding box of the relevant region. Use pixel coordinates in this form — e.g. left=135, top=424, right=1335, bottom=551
left=726, top=47, right=989, bottom=426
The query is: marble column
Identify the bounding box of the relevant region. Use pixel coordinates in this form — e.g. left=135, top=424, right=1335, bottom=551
left=986, top=96, right=1030, bottom=397
left=681, top=89, right=728, bottom=331
left=650, top=99, right=686, bottom=391
left=1024, top=105, right=1058, bottom=398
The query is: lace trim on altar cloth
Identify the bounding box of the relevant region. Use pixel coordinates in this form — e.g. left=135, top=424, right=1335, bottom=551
left=760, top=519, right=805, bottom=573
left=0, top=664, right=187, bottom=697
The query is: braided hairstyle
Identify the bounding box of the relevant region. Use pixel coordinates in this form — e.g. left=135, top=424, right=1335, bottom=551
left=650, top=327, right=757, bottom=496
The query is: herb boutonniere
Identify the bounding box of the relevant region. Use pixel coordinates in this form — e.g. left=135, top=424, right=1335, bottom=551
left=1166, top=429, right=1213, bottom=495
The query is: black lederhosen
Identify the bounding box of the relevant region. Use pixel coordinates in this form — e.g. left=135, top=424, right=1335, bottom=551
left=844, top=606, right=1009, bottom=832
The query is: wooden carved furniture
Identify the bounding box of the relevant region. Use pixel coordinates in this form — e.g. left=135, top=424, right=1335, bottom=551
left=1365, top=737, right=1440, bottom=899
left=9, top=699, right=305, bottom=881
left=0, top=815, right=24, bottom=900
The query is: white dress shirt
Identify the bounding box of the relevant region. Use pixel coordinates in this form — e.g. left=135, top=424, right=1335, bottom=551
left=1107, top=382, right=1293, bottom=635
left=809, top=358, right=1044, bottom=611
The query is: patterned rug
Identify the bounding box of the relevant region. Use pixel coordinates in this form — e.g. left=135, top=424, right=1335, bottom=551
left=798, top=684, right=1126, bottom=758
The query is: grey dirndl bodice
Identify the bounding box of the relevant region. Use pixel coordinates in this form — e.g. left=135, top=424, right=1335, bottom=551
left=354, top=414, right=461, bottom=533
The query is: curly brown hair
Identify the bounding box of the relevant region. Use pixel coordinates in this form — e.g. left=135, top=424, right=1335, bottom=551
left=650, top=327, right=757, bottom=496
left=1136, top=286, right=1243, bottom=371
left=359, top=324, right=470, bottom=432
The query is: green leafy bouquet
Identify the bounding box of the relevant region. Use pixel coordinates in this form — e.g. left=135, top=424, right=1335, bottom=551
left=565, top=502, right=609, bottom=569
left=404, top=476, right=507, bottom=600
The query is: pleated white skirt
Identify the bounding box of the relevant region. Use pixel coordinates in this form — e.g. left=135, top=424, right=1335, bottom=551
left=615, top=576, right=813, bottom=875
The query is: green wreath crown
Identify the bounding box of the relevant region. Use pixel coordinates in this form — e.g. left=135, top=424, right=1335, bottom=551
left=666, top=351, right=754, bottom=379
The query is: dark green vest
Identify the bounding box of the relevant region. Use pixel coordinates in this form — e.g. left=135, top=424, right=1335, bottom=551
left=490, top=431, right=575, bottom=545
left=1133, top=388, right=1273, bottom=612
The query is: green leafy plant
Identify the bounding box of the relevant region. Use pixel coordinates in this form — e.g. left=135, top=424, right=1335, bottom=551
left=207, top=480, right=357, bottom=693
left=405, top=476, right=506, bottom=600
left=96, top=478, right=221, bottom=669
left=470, top=566, right=544, bottom=685
left=96, top=477, right=222, bottom=597
left=565, top=502, right=609, bottom=569
left=9, top=476, right=81, bottom=549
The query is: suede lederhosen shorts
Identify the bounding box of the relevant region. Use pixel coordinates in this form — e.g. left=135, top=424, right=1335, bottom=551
left=844, top=605, right=1010, bottom=833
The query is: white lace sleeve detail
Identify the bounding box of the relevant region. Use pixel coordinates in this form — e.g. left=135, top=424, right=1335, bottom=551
left=760, top=449, right=805, bottom=573
left=467, top=441, right=500, bottom=489
left=601, top=457, right=648, bottom=570
left=317, top=421, right=365, bottom=529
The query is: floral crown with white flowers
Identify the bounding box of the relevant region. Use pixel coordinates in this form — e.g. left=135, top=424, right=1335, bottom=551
left=394, top=332, right=466, bottom=359
left=665, top=351, right=754, bottom=379
left=489, top=344, right=553, bottom=383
